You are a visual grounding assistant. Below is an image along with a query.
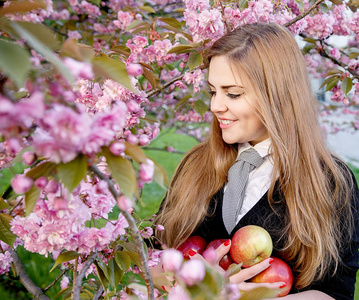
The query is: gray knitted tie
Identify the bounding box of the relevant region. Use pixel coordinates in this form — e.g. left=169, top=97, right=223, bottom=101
left=222, top=148, right=264, bottom=234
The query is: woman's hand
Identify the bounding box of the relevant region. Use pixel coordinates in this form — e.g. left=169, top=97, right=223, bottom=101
left=191, top=239, right=286, bottom=293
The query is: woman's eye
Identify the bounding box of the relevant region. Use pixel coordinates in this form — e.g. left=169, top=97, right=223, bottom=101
left=227, top=93, right=243, bottom=99
left=209, top=91, right=216, bottom=96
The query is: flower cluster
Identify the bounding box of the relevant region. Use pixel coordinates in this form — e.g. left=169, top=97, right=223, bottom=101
left=10, top=178, right=128, bottom=256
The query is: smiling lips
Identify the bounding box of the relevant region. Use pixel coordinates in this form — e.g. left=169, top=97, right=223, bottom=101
left=218, top=118, right=236, bottom=129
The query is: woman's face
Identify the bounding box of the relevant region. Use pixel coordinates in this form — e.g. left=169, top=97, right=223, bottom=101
left=208, top=55, right=268, bottom=146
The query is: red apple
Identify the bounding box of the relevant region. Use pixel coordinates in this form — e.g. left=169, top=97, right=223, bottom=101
left=177, top=236, right=207, bottom=259
left=204, top=239, right=235, bottom=270
left=250, top=257, right=293, bottom=297
left=230, top=225, right=273, bottom=267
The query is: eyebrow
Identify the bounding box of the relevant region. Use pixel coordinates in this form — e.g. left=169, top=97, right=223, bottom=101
left=207, top=81, right=244, bottom=89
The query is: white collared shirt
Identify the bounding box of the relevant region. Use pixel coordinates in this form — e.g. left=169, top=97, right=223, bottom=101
left=224, top=139, right=274, bottom=224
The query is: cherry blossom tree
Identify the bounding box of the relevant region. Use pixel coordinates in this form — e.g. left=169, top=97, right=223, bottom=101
left=0, top=0, right=358, bottom=299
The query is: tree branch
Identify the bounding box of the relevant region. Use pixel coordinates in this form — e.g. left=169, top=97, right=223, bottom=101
left=146, top=75, right=184, bottom=98
left=141, top=146, right=186, bottom=155
left=284, top=0, right=325, bottom=28
left=92, top=285, right=104, bottom=300
left=43, top=267, right=72, bottom=292
left=88, top=164, right=155, bottom=300
left=10, top=249, right=51, bottom=300
left=71, top=252, right=98, bottom=300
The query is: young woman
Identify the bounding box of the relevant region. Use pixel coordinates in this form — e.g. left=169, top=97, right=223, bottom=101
left=154, top=23, right=359, bottom=299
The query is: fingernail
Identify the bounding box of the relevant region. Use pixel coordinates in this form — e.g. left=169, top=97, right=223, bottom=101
left=161, top=286, right=166, bottom=291
left=224, top=239, right=231, bottom=246
left=269, top=258, right=274, bottom=264
left=280, top=283, right=287, bottom=288
left=189, top=250, right=196, bottom=256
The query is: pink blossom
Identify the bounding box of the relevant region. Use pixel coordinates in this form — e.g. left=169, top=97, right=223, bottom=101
left=330, top=48, right=341, bottom=60
left=60, top=276, right=70, bottom=289
left=110, top=142, right=126, bottom=156
left=63, top=57, right=94, bottom=80
left=140, top=227, right=153, bottom=239
left=162, top=249, right=183, bottom=272
left=45, top=179, right=59, bottom=193
left=139, top=159, right=155, bottom=183
left=117, top=195, right=132, bottom=211
left=114, top=11, right=134, bottom=31
left=168, top=284, right=191, bottom=300
left=156, top=224, right=165, bottom=231
left=183, top=69, right=206, bottom=93
left=179, top=259, right=206, bottom=286
left=127, top=63, right=143, bottom=77
left=67, top=30, right=82, bottom=39
left=0, top=251, right=13, bottom=274
left=11, top=175, right=33, bottom=194
left=138, top=134, right=150, bottom=146
left=35, top=177, right=48, bottom=189
left=22, top=151, right=36, bottom=165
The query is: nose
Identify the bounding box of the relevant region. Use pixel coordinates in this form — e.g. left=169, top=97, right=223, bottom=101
left=210, top=93, right=227, bottom=113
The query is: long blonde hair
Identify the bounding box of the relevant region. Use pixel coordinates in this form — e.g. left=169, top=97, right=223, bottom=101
left=155, top=23, right=354, bottom=289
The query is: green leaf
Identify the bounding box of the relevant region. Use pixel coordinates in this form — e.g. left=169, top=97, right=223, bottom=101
left=50, top=251, right=80, bottom=272
left=325, top=77, right=340, bottom=92
left=54, top=287, right=72, bottom=299
left=161, top=25, right=193, bottom=41
left=240, top=287, right=279, bottom=300
left=0, top=168, right=13, bottom=196
left=115, top=251, right=131, bottom=271
left=341, top=77, right=353, bottom=95
left=319, top=75, right=337, bottom=90
left=9, top=22, right=74, bottom=83
left=188, top=52, right=203, bottom=71
left=301, top=43, right=316, bottom=54
left=61, top=39, right=95, bottom=62
left=0, top=0, right=46, bottom=15
left=139, top=5, right=156, bottom=13
left=329, top=0, right=343, bottom=5
left=118, top=249, right=143, bottom=271
left=125, top=20, right=149, bottom=32
left=194, top=99, right=208, bottom=116
left=303, top=37, right=317, bottom=44
left=142, top=67, right=160, bottom=89
left=101, top=147, right=138, bottom=198
left=10, top=21, right=60, bottom=50
left=175, top=95, right=192, bottom=110
left=57, top=155, right=87, bottom=192
left=325, top=68, right=343, bottom=77
left=88, top=0, right=101, bottom=6
left=349, top=52, right=359, bottom=59
left=24, top=186, right=41, bottom=215
left=12, top=162, right=26, bottom=174
left=153, top=160, right=169, bottom=188
left=0, top=199, right=10, bottom=210
left=92, top=55, right=135, bottom=92
left=124, top=142, right=147, bottom=164
left=94, top=261, right=109, bottom=291
left=103, top=258, right=124, bottom=288
left=0, top=213, right=17, bottom=246
left=320, top=2, right=329, bottom=13
left=25, top=161, right=57, bottom=180
left=0, top=39, right=31, bottom=88
left=226, top=263, right=242, bottom=277
left=167, top=45, right=196, bottom=55
left=238, top=0, right=249, bottom=9
left=159, top=17, right=182, bottom=29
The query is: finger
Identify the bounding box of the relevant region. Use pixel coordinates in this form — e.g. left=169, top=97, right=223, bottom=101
left=188, top=250, right=203, bottom=260
left=237, top=281, right=286, bottom=292
left=229, top=258, right=273, bottom=283
left=214, top=239, right=231, bottom=263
